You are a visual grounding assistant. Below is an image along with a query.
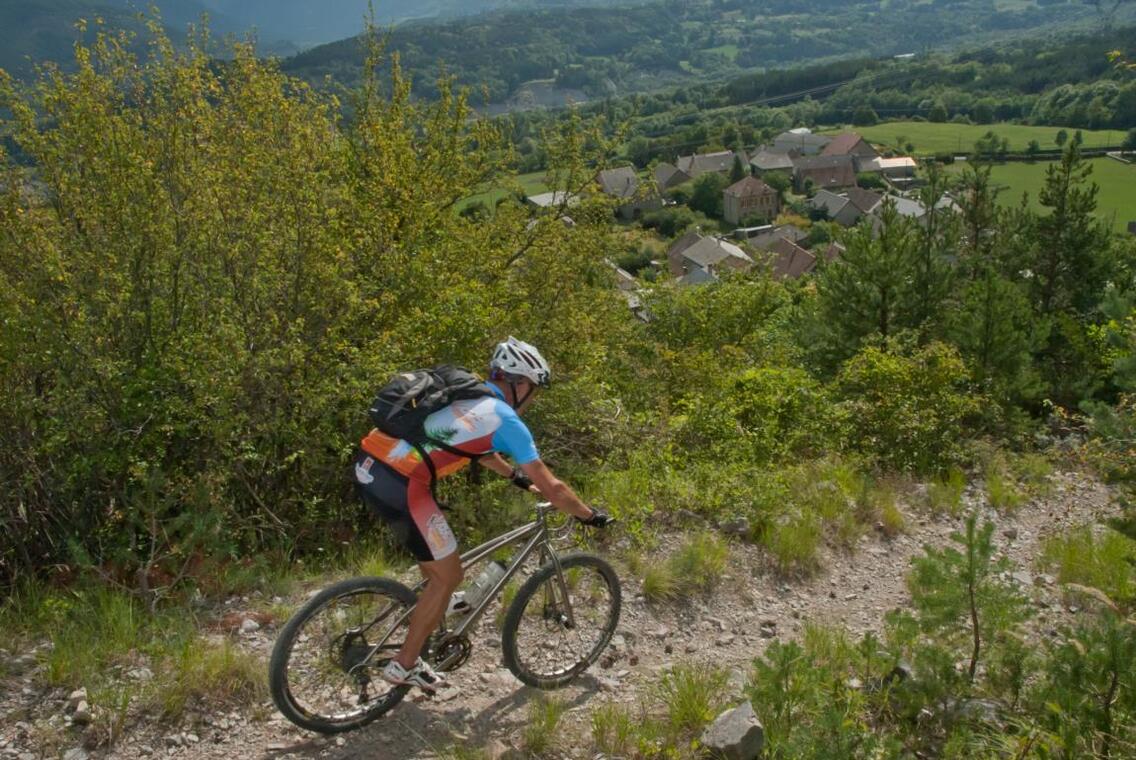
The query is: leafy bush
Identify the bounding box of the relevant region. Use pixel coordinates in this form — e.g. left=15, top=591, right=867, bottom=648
left=0, top=28, right=631, bottom=586
left=675, top=366, right=836, bottom=465
left=836, top=342, right=979, bottom=472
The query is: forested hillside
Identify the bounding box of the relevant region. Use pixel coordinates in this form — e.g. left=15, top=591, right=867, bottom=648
left=493, top=26, right=1136, bottom=172
left=281, top=0, right=1131, bottom=105
left=0, top=0, right=628, bottom=78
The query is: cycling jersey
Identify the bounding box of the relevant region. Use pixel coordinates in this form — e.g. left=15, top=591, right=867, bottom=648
left=358, top=383, right=539, bottom=483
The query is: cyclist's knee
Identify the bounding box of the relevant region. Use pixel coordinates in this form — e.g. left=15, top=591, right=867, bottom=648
left=421, top=553, right=463, bottom=590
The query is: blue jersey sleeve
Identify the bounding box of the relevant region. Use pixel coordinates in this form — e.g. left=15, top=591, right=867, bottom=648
left=491, top=400, right=540, bottom=465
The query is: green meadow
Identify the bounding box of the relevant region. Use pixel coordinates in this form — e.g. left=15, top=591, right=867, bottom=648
left=947, top=157, right=1136, bottom=231
left=827, top=121, right=1128, bottom=156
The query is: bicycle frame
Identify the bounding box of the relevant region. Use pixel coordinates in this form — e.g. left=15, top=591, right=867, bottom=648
left=352, top=501, right=576, bottom=673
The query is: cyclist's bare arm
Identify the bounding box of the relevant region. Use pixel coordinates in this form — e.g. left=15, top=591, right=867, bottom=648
left=519, top=460, right=593, bottom=521
left=482, top=453, right=515, bottom=478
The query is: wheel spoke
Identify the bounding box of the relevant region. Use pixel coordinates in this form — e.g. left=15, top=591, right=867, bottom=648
left=503, top=555, right=620, bottom=686
left=270, top=581, right=414, bottom=732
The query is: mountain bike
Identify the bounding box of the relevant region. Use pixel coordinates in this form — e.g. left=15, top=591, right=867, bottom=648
left=268, top=501, right=622, bottom=734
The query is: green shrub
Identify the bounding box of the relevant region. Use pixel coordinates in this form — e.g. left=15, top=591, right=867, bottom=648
left=676, top=366, right=836, bottom=465
left=748, top=636, right=888, bottom=759
left=837, top=342, right=978, bottom=472
left=0, top=25, right=634, bottom=587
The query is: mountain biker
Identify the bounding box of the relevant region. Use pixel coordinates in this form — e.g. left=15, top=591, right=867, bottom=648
left=352, top=337, right=612, bottom=694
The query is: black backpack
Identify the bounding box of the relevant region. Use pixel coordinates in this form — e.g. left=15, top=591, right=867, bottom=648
left=368, top=365, right=495, bottom=482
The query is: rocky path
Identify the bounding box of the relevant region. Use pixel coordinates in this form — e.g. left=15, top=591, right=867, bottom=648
left=1, top=470, right=1116, bottom=760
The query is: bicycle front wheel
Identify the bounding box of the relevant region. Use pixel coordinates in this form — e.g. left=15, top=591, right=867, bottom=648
left=268, top=577, right=416, bottom=734
left=501, top=553, right=621, bottom=689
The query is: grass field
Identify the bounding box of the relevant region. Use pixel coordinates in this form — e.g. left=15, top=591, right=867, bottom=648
left=823, top=121, right=1128, bottom=156
left=702, top=44, right=739, bottom=61
left=456, top=170, right=549, bottom=212
left=946, top=157, right=1136, bottom=232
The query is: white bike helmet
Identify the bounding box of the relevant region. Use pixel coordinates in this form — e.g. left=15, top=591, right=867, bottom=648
left=489, top=336, right=552, bottom=388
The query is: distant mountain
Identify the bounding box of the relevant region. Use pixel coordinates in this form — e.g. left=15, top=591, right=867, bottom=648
left=0, top=0, right=626, bottom=78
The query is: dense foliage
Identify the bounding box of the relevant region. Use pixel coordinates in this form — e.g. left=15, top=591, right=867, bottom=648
left=0, top=25, right=632, bottom=588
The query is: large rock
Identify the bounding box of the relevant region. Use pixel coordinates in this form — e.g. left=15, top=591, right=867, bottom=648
left=700, top=702, right=764, bottom=760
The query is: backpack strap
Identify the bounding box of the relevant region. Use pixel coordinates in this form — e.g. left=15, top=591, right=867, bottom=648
left=411, top=438, right=486, bottom=510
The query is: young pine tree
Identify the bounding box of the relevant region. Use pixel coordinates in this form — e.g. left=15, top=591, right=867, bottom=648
left=911, top=162, right=959, bottom=340
left=905, top=514, right=1029, bottom=684
left=809, top=201, right=919, bottom=369
left=947, top=267, right=1044, bottom=405
left=1032, top=143, right=1111, bottom=316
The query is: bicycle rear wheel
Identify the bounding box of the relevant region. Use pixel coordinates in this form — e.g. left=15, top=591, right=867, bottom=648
left=268, top=577, right=416, bottom=734
left=501, top=553, right=621, bottom=689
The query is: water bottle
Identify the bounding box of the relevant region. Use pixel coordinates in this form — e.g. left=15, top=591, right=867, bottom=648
left=446, top=591, right=471, bottom=618
left=463, top=559, right=507, bottom=611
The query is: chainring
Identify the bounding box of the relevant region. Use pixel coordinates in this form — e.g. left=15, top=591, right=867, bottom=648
left=432, top=635, right=473, bottom=672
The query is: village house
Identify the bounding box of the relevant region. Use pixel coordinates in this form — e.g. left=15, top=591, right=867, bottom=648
left=859, top=156, right=918, bottom=177
left=732, top=223, right=807, bottom=249
left=792, top=154, right=857, bottom=192
left=722, top=176, right=781, bottom=225
left=762, top=236, right=817, bottom=279
left=654, top=162, right=692, bottom=192
left=772, top=128, right=831, bottom=156
left=666, top=231, right=753, bottom=283
left=595, top=166, right=662, bottom=220
left=821, top=133, right=880, bottom=164
left=809, top=189, right=861, bottom=227
left=524, top=190, right=579, bottom=209
left=870, top=194, right=959, bottom=230
left=675, top=149, right=750, bottom=179
left=808, top=187, right=883, bottom=227
left=748, top=147, right=796, bottom=176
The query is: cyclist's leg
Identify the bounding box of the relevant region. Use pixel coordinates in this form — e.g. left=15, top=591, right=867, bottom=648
left=354, top=456, right=461, bottom=670
left=395, top=479, right=462, bottom=669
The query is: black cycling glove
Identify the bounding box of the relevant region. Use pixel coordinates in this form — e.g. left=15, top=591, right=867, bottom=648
left=510, top=468, right=534, bottom=491
left=577, top=507, right=613, bottom=528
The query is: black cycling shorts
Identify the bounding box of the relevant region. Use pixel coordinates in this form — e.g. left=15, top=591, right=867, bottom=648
left=353, top=452, right=458, bottom=563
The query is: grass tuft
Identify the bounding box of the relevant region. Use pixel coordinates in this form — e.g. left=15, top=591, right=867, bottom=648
left=591, top=700, right=637, bottom=757
left=522, top=694, right=566, bottom=755
left=641, top=564, right=680, bottom=602
left=762, top=512, right=822, bottom=576
left=154, top=637, right=266, bottom=719
left=927, top=467, right=967, bottom=516
left=656, top=663, right=729, bottom=735
left=1039, top=526, right=1136, bottom=604
left=641, top=533, right=729, bottom=601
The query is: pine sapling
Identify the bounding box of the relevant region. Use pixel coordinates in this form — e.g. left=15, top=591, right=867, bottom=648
left=906, top=513, right=1029, bottom=684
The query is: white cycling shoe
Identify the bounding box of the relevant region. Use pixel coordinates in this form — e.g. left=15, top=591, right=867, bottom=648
left=380, top=657, right=446, bottom=694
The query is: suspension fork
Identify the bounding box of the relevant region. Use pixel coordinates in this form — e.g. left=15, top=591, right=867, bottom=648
left=541, top=534, right=578, bottom=629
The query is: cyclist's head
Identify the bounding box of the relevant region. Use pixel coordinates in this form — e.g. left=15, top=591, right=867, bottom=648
left=489, top=336, right=550, bottom=409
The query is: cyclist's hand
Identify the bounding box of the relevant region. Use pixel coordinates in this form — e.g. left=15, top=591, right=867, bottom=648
left=510, top=468, right=536, bottom=492
left=576, top=507, right=613, bottom=528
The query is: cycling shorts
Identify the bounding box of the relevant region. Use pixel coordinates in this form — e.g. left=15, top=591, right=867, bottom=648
left=353, top=452, right=458, bottom=563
